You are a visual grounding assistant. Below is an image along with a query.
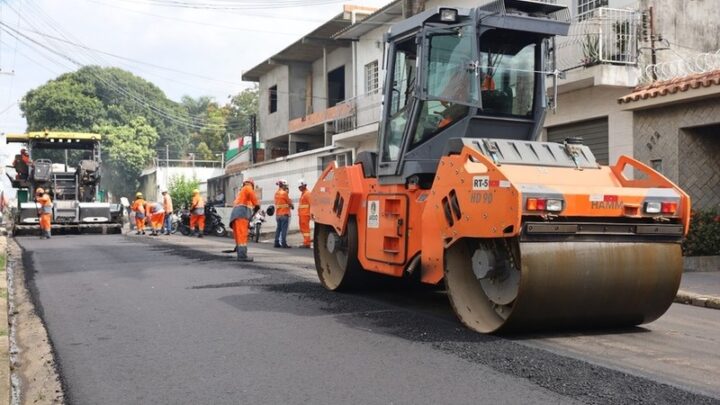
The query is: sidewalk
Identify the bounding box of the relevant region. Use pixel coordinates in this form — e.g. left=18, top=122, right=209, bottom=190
left=676, top=271, right=720, bottom=310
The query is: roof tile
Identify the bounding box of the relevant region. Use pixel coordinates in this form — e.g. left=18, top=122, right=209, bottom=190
left=619, top=69, right=720, bottom=103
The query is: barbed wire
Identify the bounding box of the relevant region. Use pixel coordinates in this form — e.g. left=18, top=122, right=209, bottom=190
left=642, top=49, right=720, bottom=83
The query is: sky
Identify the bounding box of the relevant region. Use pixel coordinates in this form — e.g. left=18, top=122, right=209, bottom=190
left=0, top=0, right=391, bottom=195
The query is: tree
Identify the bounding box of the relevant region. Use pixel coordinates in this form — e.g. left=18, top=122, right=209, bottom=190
left=227, top=86, right=259, bottom=138
left=20, top=66, right=191, bottom=198
left=96, top=117, right=159, bottom=198
left=168, top=174, right=199, bottom=209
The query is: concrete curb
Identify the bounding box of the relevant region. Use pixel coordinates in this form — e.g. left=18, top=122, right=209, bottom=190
left=1, top=233, right=9, bottom=405
left=674, top=289, right=720, bottom=310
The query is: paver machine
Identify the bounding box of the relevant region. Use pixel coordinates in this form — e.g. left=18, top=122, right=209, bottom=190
left=6, top=131, right=123, bottom=235
left=310, top=1, right=691, bottom=333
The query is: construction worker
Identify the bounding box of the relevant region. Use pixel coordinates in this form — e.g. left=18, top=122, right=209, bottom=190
left=35, top=187, right=52, bottom=239
left=273, top=179, right=293, bottom=248
left=132, top=192, right=146, bottom=235
left=189, top=189, right=205, bottom=238
left=147, top=201, right=165, bottom=236
left=161, top=189, right=173, bottom=235
left=12, top=148, right=32, bottom=180
left=230, top=178, right=259, bottom=261
left=297, top=179, right=312, bottom=248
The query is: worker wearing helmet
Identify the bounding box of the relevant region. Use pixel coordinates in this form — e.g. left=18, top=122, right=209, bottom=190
left=189, top=189, right=205, bottom=238
left=297, top=180, right=312, bottom=248
left=230, top=178, right=259, bottom=261
left=35, top=187, right=52, bottom=239
left=273, top=179, right=293, bottom=248
left=161, top=189, right=173, bottom=235
left=132, top=192, right=146, bottom=235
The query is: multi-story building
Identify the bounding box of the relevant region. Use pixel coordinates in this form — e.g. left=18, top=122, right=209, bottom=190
left=239, top=0, right=720, bottom=231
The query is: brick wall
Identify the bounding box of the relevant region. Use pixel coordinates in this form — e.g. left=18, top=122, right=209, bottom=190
left=634, top=98, right=720, bottom=209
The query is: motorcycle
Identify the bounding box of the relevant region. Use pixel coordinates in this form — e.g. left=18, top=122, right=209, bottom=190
left=248, top=209, right=266, bottom=243
left=177, top=203, right=227, bottom=237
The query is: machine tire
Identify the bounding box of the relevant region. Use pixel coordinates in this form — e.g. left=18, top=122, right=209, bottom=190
left=254, top=223, right=261, bottom=243
left=213, top=224, right=227, bottom=237
left=179, top=224, right=191, bottom=236
left=314, top=217, right=364, bottom=291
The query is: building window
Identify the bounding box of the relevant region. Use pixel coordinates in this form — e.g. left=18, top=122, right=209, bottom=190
left=577, top=0, right=608, bottom=18
left=269, top=85, right=278, bottom=114
left=365, top=60, right=379, bottom=94
left=651, top=159, right=663, bottom=174
left=327, top=66, right=345, bottom=107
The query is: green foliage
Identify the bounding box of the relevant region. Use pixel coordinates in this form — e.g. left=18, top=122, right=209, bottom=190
left=168, top=174, right=199, bottom=209
left=96, top=117, right=159, bottom=198
left=683, top=208, right=720, bottom=256
left=227, top=85, right=259, bottom=138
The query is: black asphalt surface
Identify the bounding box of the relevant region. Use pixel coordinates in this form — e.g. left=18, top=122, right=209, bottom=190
left=16, top=235, right=720, bottom=405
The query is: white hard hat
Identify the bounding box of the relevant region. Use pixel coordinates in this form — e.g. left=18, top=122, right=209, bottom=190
left=298, top=179, right=307, bottom=187
left=276, top=179, right=288, bottom=186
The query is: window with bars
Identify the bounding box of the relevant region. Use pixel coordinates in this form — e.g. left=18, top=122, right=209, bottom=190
left=577, top=0, right=608, bottom=18
left=364, top=60, right=379, bottom=94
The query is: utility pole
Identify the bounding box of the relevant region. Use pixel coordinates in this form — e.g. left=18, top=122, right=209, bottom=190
left=649, top=6, right=658, bottom=80
left=249, top=114, right=257, bottom=164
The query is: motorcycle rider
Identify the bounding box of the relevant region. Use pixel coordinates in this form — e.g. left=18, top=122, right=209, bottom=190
left=189, top=189, right=205, bottom=238
left=297, top=179, right=312, bottom=248
left=274, top=179, right=293, bottom=248
left=230, top=178, right=259, bottom=262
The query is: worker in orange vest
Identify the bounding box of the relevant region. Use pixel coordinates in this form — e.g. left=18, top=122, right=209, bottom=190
left=161, top=189, right=173, bottom=235
left=297, top=179, right=312, bottom=248
left=131, top=192, right=146, bottom=235
left=230, top=178, right=260, bottom=261
left=147, top=201, right=165, bottom=236
left=189, top=189, right=205, bottom=238
left=35, top=187, right=52, bottom=239
left=273, top=179, right=293, bottom=248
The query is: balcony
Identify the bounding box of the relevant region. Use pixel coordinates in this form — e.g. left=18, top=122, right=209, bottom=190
left=330, top=92, right=383, bottom=147
left=555, top=7, right=641, bottom=91
left=288, top=102, right=354, bottom=134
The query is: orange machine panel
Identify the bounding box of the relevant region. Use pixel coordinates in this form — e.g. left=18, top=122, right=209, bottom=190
left=364, top=194, right=409, bottom=265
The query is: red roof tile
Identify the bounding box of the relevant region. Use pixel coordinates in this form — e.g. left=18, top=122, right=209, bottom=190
left=618, top=70, right=720, bottom=104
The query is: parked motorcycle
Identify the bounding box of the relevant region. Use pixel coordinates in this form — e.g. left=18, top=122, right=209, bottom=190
left=177, top=203, right=227, bottom=237
left=248, top=209, right=266, bottom=243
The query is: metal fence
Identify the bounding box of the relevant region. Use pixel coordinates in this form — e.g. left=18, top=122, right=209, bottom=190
left=642, top=50, right=720, bottom=83
left=556, top=7, right=641, bottom=72
left=331, top=91, right=383, bottom=134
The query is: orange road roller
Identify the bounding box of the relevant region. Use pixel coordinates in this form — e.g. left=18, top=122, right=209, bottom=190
left=310, top=2, right=690, bottom=333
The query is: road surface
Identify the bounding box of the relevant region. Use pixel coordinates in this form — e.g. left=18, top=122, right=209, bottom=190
left=15, top=234, right=720, bottom=404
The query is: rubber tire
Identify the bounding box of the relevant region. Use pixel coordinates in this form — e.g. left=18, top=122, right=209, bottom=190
left=254, top=223, right=261, bottom=243
left=213, top=224, right=227, bottom=237
left=179, top=224, right=191, bottom=236
left=314, top=217, right=365, bottom=291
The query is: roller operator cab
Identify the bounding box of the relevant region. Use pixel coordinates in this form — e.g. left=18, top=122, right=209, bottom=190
left=310, top=1, right=691, bottom=333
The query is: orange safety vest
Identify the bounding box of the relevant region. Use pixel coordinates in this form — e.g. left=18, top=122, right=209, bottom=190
left=163, top=194, right=173, bottom=213
left=298, top=189, right=311, bottom=216
left=191, top=194, right=205, bottom=210
left=132, top=198, right=146, bottom=215
left=234, top=184, right=259, bottom=209
left=274, top=188, right=292, bottom=216
left=36, top=193, right=52, bottom=214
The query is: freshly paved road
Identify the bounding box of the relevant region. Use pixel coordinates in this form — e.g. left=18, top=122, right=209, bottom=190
left=15, top=234, right=720, bottom=404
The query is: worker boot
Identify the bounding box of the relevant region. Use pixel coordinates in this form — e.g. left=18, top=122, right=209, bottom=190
left=236, top=246, right=253, bottom=262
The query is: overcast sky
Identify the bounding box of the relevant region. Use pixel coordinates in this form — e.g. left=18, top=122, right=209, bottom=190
left=0, top=0, right=391, bottom=133
left=0, top=0, right=391, bottom=194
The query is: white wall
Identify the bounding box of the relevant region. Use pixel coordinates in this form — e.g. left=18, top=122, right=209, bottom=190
left=142, top=166, right=225, bottom=203
left=544, top=86, right=634, bottom=164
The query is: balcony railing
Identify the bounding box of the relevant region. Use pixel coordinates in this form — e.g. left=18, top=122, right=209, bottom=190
left=288, top=102, right=354, bottom=133
left=556, top=7, right=641, bottom=72
left=331, top=91, right=382, bottom=134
